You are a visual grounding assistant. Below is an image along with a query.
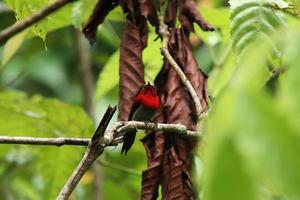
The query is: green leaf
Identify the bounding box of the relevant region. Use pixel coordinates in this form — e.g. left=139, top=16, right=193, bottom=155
left=36, top=146, right=85, bottom=199
left=0, top=90, right=94, bottom=137
left=204, top=138, right=257, bottom=200
left=4, top=0, right=49, bottom=41
left=277, top=33, right=300, bottom=131
left=71, top=1, right=83, bottom=29
left=229, top=0, right=289, bottom=9
left=0, top=90, right=94, bottom=199
left=203, top=27, right=300, bottom=199
left=234, top=90, right=300, bottom=199
left=3, top=0, right=98, bottom=42
left=230, top=1, right=286, bottom=57
left=289, top=0, right=300, bottom=14
left=1, top=29, right=28, bottom=67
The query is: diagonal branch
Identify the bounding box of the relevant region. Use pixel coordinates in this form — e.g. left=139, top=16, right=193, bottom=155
left=57, top=105, right=116, bottom=200
left=0, top=0, right=76, bottom=44
left=159, top=20, right=203, bottom=119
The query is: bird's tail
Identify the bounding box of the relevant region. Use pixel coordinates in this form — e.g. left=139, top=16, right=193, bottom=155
left=121, top=130, right=137, bottom=155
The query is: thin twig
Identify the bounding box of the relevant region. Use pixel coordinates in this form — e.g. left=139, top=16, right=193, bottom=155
left=159, top=20, right=203, bottom=118
left=0, top=136, right=90, bottom=146
left=0, top=0, right=76, bottom=44
left=98, top=159, right=140, bottom=177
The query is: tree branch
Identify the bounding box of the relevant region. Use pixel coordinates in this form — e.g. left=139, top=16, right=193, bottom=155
left=104, top=121, right=198, bottom=145
left=159, top=19, right=203, bottom=119
left=0, top=113, right=199, bottom=199
left=0, top=121, right=199, bottom=147
left=57, top=106, right=116, bottom=200
left=0, top=0, right=76, bottom=44
left=0, top=136, right=90, bottom=146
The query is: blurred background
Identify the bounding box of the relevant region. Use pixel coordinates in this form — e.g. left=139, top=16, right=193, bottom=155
left=1, top=0, right=300, bottom=199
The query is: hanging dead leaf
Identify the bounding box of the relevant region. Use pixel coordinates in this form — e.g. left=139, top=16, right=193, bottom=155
left=118, top=18, right=148, bottom=121
left=83, top=0, right=120, bottom=44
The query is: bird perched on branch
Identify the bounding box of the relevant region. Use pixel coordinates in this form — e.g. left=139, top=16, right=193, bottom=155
left=121, top=82, right=160, bottom=155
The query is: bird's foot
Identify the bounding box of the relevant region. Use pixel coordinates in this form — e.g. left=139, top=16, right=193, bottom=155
left=144, top=121, right=157, bottom=129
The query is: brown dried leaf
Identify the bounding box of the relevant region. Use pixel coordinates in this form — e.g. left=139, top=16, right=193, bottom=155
left=183, top=36, right=209, bottom=109
left=140, top=0, right=159, bottom=28
left=162, top=147, right=185, bottom=199
left=179, top=0, right=214, bottom=32
left=164, top=66, right=197, bottom=130
left=157, top=28, right=208, bottom=200
left=164, top=0, right=178, bottom=28
left=166, top=28, right=208, bottom=122
left=141, top=108, right=166, bottom=200
left=118, top=19, right=148, bottom=121
left=120, top=0, right=134, bottom=14
left=83, top=0, right=120, bottom=44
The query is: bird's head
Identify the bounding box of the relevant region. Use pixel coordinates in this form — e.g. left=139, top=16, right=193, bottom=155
left=135, top=82, right=160, bottom=110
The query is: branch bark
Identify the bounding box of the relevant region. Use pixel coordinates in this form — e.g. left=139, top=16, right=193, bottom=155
left=159, top=20, right=203, bottom=119
left=57, top=106, right=116, bottom=200
left=0, top=121, right=199, bottom=147
left=0, top=136, right=89, bottom=146
left=0, top=0, right=75, bottom=44
left=104, top=121, right=198, bottom=145
left=0, top=115, right=199, bottom=199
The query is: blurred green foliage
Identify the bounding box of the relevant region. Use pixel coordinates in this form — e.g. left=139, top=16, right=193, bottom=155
left=0, top=0, right=300, bottom=199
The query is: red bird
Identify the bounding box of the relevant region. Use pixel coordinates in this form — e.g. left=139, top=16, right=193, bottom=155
left=121, top=82, right=160, bottom=155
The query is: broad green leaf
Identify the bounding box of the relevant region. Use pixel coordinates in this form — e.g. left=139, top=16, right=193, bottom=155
left=289, top=0, right=300, bottom=14
left=234, top=90, right=300, bottom=199
left=3, top=0, right=98, bottom=42
left=277, top=32, right=300, bottom=131
left=5, top=0, right=49, bottom=41
left=203, top=27, right=300, bottom=200
left=1, top=29, right=28, bottom=67
left=0, top=90, right=93, bottom=137
left=0, top=90, right=93, bottom=199
left=36, top=146, right=84, bottom=199
left=204, top=138, right=257, bottom=200
left=71, top=1, right=83, bottom=29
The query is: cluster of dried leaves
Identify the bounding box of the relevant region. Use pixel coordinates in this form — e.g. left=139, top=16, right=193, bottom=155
left=83, top=0, right=213, bottom=199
